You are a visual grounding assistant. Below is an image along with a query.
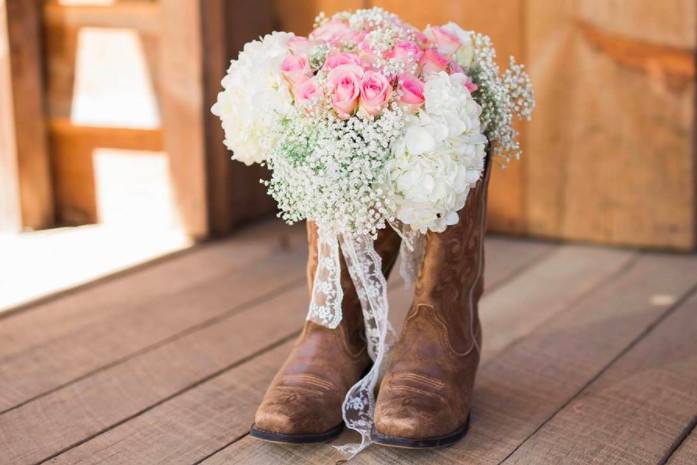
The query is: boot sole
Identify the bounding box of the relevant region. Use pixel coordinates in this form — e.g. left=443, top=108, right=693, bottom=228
left=370, top=415, right=470, bottom=449
left=249, top=422, right=343, bottom=444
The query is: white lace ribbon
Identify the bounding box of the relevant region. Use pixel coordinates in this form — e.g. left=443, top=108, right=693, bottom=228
left=337, top=233, right=395, bottom=456
left=305, top=226, right=395, bottom=457
left=396, top=224, right=426, bottom=288
left=307, top=229, right=343, bottom=329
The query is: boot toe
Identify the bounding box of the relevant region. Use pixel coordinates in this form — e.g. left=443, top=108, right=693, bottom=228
left=374, top=390, right=460, bottom=440
left=254, top=388, right=342, bottom=435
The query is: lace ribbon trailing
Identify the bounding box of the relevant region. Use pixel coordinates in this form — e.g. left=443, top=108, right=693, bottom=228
left=305, top=226, right=396, bottom=457
left=307, top=230, right=343, bottom=329
left=396, top=224, right=426, bottom=288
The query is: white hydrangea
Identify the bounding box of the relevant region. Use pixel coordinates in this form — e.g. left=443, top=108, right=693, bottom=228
left=387, top=72, right=487, bottom=232
left=211, top=32, right=294, bottom=165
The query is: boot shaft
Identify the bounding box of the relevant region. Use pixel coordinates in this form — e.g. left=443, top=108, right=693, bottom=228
left=412, top=156, right=492, bottom=350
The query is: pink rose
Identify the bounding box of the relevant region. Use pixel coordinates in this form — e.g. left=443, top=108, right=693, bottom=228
left=281, top=54, right=311, bottom=85
left=419, top=48, right=449, bottom=75
left=464, top=76, right=478, bottom=93
left=328, top=64, right=363, bottom=119
left=293, top=77, right=322, bottom=106
left=359, top=71, right=392, bottom=116
left=385, top=41, right=423, bottom=62
left=287, top=36, right=310, bottom=56
left=425, top=26, right=461, bottom=55
left=323, top=52, right=361, bottom=70
left=398, top=74, right=425, bottom=107
left=449, top=60, right=464, bottom=74
left=310, top=19, right=351, bottom=44
left=414, top=31, right=430, bottom=49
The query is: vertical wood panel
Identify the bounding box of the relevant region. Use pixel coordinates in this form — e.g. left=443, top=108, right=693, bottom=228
left=159, top=0, right=209, bottom=238
left=525, top=0, right=696, bottom=249
left=205, top=0, right=279, bottom=236
left=273, top=0, right=364, bottom=35
left=0, top=0, right=53, bottom=231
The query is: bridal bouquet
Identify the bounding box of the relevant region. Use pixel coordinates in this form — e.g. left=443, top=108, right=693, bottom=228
left=212, top=7, right=533, bottom=453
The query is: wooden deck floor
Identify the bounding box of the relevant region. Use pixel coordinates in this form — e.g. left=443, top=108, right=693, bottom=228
left=1, top=220, right=696, bottom=465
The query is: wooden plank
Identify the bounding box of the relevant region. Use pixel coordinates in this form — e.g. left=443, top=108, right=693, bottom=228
left=43, top=0, right=160, bottom=35
left=158, top=0, right=208, bottom=238
left=42, top=1, right=161, bottom=121
left=503, top=291, right=697, bottom=464
left=525, top=0, right=696, bottom=250
left=667, top=427, right=697, bottom=465
left=15, top=237, right=548, bottom=464
left=372, top=0, right=528, bottom=234
left=0, top=286, right=308, bottom=465
left=0, top=233, right=307, bottom=412
left=0, top=221, right=299, bottom=359
left=273, top=0, right=364, bottom=36
left=0, top=0, right=53, bottom=231
left=48, top=119, right=164, bottom=224
left=204, top=251, right=697, bottom=464
left=481, top=245, right=633, bottom=362
left=48, top=341, right=296, bottom=465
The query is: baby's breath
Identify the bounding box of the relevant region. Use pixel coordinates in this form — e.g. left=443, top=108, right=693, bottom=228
left=468, top=33, right=535, bottom=163
left=264, top=106, right=407, bottom=237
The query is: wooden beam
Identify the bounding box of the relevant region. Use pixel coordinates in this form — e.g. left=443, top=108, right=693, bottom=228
left=158, top=0, right=209, bottom=239
left=0, top=0, right=53, bottom=231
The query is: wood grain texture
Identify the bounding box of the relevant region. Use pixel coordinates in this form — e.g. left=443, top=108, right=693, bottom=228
left=49, top=341, right=296, bottom=465
left=667, top=427, right=697, bottom=465
left=205, top=251, right=697, bottom=465
left=525, top=0, right=696, bottom=249
left=0, top=233, right=307, bottom=412
left=0, top=0, right=53, bottom=231
left=158, top=0, right=209, bottom=238
left=0, top=284, right=307, bottom=465
left=0, top=221, right=299, bottom=357
left=33, top=237, right=550, bottom=465
left=503, top=291, right=697, bottom=465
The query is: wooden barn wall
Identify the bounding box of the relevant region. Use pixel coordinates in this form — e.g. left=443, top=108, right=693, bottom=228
left=273, top=0, right=697, bottom=250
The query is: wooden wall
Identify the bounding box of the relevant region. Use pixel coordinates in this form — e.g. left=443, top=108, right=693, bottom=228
left=35, top=0, right=274, bottom=238
left=273, top=0, right=697, bottom=250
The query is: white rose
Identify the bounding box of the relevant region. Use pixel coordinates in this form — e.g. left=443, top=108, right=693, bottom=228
left=211, top=31, right=294, bottom=165
left=441, top=22, right=475, bottom=69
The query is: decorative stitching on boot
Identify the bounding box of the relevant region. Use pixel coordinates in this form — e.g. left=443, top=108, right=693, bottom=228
left=282, top=373, right=336, bottom=391
left=390, top=372, right=446, bottom=390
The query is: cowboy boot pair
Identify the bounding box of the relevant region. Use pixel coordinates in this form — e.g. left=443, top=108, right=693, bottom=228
left=250, top=221, right=402, bottom=443
left=252, top=158, right=490, bottom=446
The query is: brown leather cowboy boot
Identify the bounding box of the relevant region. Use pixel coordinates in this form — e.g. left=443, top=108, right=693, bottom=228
left=372, top=157, right=491, bottom=448
left=250, top=221, right=401, bottom=443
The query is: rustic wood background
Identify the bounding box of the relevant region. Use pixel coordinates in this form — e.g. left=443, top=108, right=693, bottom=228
left=1, top=0, right=696, bottom=249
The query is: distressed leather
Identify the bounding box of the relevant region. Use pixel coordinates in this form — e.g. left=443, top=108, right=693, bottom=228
left=253, top=221, right=401, bottom=436
left=374, top=159, right=491, bottom=440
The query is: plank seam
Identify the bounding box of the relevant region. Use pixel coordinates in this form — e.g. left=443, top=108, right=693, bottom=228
left=496, top=258, right=697, bottom=465
left=485, top=243, right=559, bottom=295
left=483, top=250, right=640, bottom=370
left=0, top=277, right=305, bottom=417
left=659, top=416, right=697, bottom=465
left=33, top=330, right=303, bottom=465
